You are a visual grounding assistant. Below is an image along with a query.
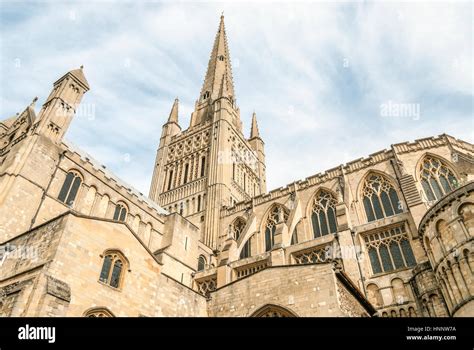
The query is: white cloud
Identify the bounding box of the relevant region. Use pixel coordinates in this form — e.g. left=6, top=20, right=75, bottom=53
left=1, top=1, right=472, bottom=194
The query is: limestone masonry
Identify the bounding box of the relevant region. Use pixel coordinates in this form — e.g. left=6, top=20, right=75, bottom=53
left=0, top=16, right=472, bottom=317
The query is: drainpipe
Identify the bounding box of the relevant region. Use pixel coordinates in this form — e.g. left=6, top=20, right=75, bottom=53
left=30, top=151, right=65, bottom=229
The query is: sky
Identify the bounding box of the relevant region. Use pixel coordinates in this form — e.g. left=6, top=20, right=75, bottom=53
left=0, top=1, right=472, bottom=195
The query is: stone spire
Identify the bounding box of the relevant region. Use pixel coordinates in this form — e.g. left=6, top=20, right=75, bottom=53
left=199, top=14, right=235, bottom=102
left=250, top=112, right=260, bottom=139
left=168, top=98, right=179, bottom=124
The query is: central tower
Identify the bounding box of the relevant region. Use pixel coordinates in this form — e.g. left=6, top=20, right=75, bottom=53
left=149, top=15, right=267, bottom=249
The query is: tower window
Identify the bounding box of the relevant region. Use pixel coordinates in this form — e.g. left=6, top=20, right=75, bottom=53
left=200, top=156, right=206, bottom=177
left=218, top=55, right=225, bottom=61
left=183, top=164, right=189, bottom=184
left=58, top=170, right=82, bottom=206
left=167, top=170, right=174, bottom=191
left=203, top=91, right=210, bottom=100
left=197, top=195, right=201, bottom=212
left=113, top=203, right=128, bottom=222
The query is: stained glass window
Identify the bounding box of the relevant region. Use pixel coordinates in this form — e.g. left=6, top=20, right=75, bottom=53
left=362, top=174, right=403, bottom=222
left=419, top=156, right=458, bottom=202
left=311, top=191, right=338, bottom=238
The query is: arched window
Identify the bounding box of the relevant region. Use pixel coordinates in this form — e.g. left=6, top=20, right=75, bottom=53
left=167, top=170, right=174, bottom=191
left=264, top=205, right=289, bottom=252
left=113, top=202, right=128, bottom=222
left=362, top=174, right=403, bottom=222
left=83, top=307, right=115, bottom=317
left=311, top=190, right=338, bottom=238
left=240, top=238, right=251, bottom=259
left=58, top=170, right=82, bottom=206
left=197, top=255, right=206, bottom=271
left=419, top=156, right=458, bottom=202
left=366, top=283, right=383, bottom=308
left=99, top=251, right=127, bottom=289
left=231, top=217, right=246, bottom=240
left=183, top=163, right=189, bottom=184
left=391, top=278, right=408, bottom=304
left=458, top=203, right=474, bottom=234
left=251, top=304, right=297, bottom=317
left=363, top=224, right=416, bottom=275
left=200, top=156, right=206, bottom=177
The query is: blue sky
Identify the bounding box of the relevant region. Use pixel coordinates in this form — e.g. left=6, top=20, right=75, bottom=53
left=1, top=1, right=472, bottom=194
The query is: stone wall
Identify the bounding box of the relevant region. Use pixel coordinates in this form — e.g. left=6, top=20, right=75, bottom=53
left=0, top=212, right=208, bottom=317
left=208, top=264, right=371, bottom=317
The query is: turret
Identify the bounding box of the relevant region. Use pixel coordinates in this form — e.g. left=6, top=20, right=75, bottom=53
left=149, top=98, right=182, bottom=201
left=248, top=112, right=267, bottom=193
left=34, top=66, right=89, bottom=144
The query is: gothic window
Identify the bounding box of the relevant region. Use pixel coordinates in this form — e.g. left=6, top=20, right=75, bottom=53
left=362, top=174, right=403, bottom=222
left=311, top=190, right=338, bottom=238
left=183, top=163, right=189, bottom=184
left=218, top=55, right=225, bottom=61
left=200, top=156, right=206, bottom=177
left=113, top=202, right=128, bottom=222
left=240, top=238, right=251, bottom=259
left=99, top=251, right=127, bottom=289
left=419, top=156, right=458, bottom=202
left=251, top=304, right=297, bottom=317
left=363, top=224, right=416, bottom=275
left=231, top=217, right=246, bottom=240
left=58, top=170, right=82, bottom=206
left=264, top=205, right=289, bottom=252
left=84, top=307, right=114, bottom=317
left=197, top=255, right=206, bottom=272
left=167, top=170, right=174, bottom=191
left=203, top=91, right=210, bottom=100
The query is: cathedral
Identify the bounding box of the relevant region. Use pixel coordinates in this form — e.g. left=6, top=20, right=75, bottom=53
left=0, top=15, right=473, bottom=317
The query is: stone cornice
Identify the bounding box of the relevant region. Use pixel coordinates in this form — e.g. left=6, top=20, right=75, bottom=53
left=222, top=134, right=473, bottom=218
